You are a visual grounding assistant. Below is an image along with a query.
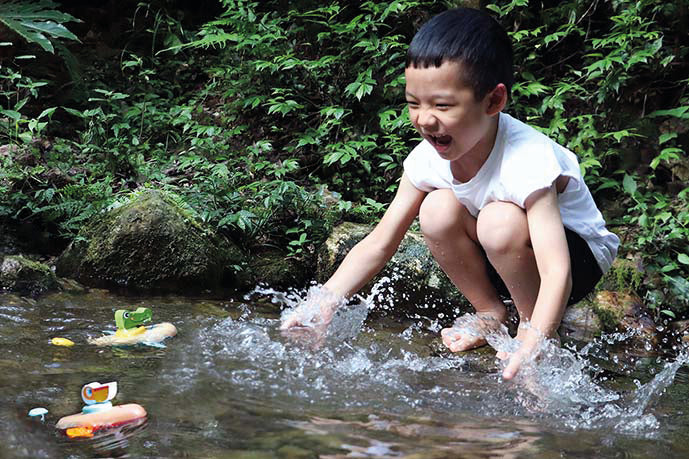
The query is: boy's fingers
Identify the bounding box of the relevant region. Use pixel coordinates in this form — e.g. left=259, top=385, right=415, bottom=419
left=279, top=316, right=301, bottom=329
left=441, top=327, right=460, bottom=339
left=502, top=353, right=524, bottom=380
left=502, top=363, right=518, bottom=380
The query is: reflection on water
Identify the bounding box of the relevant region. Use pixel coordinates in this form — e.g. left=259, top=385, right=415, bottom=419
left=1, top=285, right=688, bottom=458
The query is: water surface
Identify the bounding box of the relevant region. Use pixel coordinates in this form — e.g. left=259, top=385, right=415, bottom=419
left=1, top=287, right=688, bottom=458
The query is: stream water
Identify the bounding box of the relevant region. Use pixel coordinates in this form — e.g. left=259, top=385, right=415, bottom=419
left=1, top=285, right=689, bottom=458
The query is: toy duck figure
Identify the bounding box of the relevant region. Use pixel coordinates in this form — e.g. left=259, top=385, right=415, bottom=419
left=81, top=381, right=118, bottom=413
left=88, top=307, right=177, bottom=347
left=56, top=381, right=147, bottom=437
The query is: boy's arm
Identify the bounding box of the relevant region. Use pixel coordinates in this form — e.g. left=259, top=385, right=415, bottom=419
left=503, top=184, right=572, bottom=379
left=281, top=173, right=427, bottom=329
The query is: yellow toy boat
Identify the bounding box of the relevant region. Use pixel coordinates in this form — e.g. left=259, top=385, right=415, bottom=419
left=88, top=322, right=177, bottom=347
left=87, top=307, right=177, bottom=347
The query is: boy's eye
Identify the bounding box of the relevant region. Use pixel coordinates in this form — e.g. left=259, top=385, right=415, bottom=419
left=406, top=101, right=418, bottom=107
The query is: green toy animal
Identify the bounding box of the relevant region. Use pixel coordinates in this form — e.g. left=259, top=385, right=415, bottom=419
left=115, top=307, right=152, bottom=331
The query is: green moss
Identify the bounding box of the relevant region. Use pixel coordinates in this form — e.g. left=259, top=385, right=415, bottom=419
left=590, top=301, right=621, bottom=331
left=597, top=258, right=643, bottom=294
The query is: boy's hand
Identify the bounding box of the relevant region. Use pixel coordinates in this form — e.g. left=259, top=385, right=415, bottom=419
left=279, top=286, right=343, bottom=332
left=279, top=301, right=337, bottom=330
left=501, top=343, right=534, bottom=380
left=279, top=299, right=338, bottom=349
left=500, top=329, right=559, bottom=380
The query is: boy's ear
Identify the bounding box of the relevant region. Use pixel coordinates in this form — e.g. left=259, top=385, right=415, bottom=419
left=485, top=83, right=508, bottom=115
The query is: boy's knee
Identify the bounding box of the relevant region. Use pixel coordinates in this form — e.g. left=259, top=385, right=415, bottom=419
left=419, top=189, right=468, bottom=240
left=476, top=202, right=529, bottom=254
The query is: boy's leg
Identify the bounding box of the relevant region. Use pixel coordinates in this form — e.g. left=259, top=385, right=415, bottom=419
left=418, top=189, right=507, bottom=351
left=476, top=201, right=540, bottom=338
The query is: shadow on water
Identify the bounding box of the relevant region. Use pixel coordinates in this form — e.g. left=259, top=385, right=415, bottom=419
left=1, top=284, right=689, bottom=458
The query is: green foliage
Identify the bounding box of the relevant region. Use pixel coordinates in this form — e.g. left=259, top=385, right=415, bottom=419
left=0, top=0, right=80, bottom=53
left=487, top=0, right=689, bottom=315
left=0, top=65, right=55, bottom=143
left=182, top=0, right=432, bottom=202
left=0, top=0, right=688, bottom=302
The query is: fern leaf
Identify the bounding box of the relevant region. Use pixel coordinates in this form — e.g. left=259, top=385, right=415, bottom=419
left=0, top=0, right=81, bottom=53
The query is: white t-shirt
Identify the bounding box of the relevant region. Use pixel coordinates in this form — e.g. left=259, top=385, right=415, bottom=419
left=403, top=112, right=619, bottom=273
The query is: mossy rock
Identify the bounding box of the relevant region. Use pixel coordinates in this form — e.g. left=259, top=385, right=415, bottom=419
left=55, top=189, right=244, bottom=292
left=316, top=221, right=468, bottom=317
left=0, top=255, right=59, bottom=296
left=586, top=290, right=659, bottom=352
left=244, top=249, right=310, bottom=289
left=596, top=256, right=644, bottom=294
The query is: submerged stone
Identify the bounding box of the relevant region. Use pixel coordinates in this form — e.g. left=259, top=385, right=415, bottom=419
left=0, top=255, right=59, bottom=296
left=55, top=189, right=243, bottom=292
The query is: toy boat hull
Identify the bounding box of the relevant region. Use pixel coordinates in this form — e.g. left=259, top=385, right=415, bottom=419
left=88, top=322, right=177, bottom=346
left=56, top=403, right=147, bottom=430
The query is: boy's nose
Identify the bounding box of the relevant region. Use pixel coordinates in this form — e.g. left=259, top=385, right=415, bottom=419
left=416, top=109, right=438, bottom=130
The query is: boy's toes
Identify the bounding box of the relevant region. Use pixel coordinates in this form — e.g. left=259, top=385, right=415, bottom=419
left=447, top=334, right=487, bottom=352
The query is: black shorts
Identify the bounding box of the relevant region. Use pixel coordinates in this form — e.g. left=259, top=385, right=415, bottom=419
left=485, top=227, right=602, bottom=305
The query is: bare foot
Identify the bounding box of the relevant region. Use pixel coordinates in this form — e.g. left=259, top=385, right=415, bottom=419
left=441, top=311, right=506, bottom=353
left=441, top=327, right=487, bottom=352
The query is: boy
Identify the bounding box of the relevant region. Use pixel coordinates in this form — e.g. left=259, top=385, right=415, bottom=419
left=281, top=7, right=619, bottom=380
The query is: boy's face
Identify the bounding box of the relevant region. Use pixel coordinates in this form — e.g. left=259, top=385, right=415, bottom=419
left=405, top=61, right=499, bottom=165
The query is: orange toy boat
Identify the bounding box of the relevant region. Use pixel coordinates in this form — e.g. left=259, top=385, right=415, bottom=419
left=56, top=381, right=147, bottom=437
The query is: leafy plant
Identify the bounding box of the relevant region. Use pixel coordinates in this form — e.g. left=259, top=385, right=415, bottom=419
left=0, top=0, right=80, bottom=53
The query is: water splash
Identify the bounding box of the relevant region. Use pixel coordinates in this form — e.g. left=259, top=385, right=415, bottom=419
left=447, top=312, right=688, bottom=435
left=165, top=287, right=689, bottom=438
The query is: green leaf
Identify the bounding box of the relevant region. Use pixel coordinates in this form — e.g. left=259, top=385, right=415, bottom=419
left=650, top=147, right=683, bottom=169
left=0, top=109, right=21, bottom=121
left=622, top=174, right=637, bottom=195
left=678, top=253, right=689, bottom=265
left=63, top=107, right=84, bottom=119
left=0, top=1, right=81, bottom=54
left=38, top=107, right=56, bottom=119
left=647, top=106, right=689, bottom=119
left=659, top=132, right=677, bottom=145
left=661, top=310, right=676, bottom=319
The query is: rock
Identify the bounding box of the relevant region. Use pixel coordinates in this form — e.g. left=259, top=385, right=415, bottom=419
left=0, top=255, right=59, bottom=296
left=316, top=222, right=469, bottom=316
left=56, top=277, right=88, bottom=294
left=590, top=290, right=659, bottom=352
left=55, top=189, right=244, bottom=292
left=559, top=303, right=602, bottom=341
left=245, top=249, right=310, bottom=289
left=667, top=320, right=689, bottom=346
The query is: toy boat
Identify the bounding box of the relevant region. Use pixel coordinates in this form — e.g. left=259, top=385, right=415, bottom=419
left=56, top=381, right=147, bottom=438
left=88, top=307, right=177, bottom=347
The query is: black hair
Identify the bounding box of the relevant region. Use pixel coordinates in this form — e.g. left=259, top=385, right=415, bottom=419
left=406, top=8, right=513, bottom=101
